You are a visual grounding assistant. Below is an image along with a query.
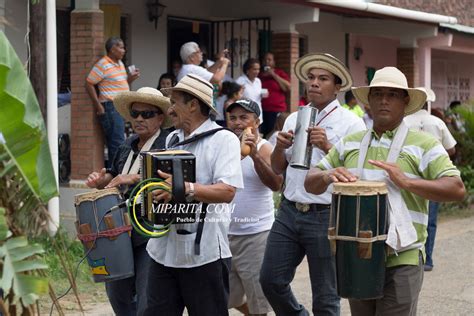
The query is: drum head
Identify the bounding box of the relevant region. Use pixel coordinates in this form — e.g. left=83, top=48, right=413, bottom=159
left=75, top=187, right=121, bottom=205
left=333, top=181, right=387, bottom=196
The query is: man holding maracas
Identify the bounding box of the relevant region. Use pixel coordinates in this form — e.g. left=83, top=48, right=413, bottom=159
left=226, top=99, right=283, bottom=315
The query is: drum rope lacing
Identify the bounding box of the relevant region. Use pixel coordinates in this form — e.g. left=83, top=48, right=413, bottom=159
left=77, top=225, right=133, bottom=242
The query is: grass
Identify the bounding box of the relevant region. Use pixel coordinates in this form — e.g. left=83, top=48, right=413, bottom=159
left=33, top=228, right=109, bottom=312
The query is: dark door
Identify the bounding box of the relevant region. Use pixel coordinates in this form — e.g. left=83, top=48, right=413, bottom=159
left=167, top=17, right=212, bottom=73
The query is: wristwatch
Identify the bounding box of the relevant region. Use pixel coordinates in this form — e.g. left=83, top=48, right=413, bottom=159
left=185, top=182, right=195, bottom=202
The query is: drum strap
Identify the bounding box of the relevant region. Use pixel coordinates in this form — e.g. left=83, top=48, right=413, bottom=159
left=357, top=122, right=418, bottom=252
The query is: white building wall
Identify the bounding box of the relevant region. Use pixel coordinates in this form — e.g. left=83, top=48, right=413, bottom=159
left=296, top=13, right=346, bottom=63
left=432, top=49, right=474, bottom=110
left=101, top=0, right=214, bottom=89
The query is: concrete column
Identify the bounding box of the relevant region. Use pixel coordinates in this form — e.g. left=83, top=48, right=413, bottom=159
left=418, top=46, right=431, bottom=89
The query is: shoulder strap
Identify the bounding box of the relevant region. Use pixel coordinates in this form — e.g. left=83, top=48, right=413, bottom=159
left=171, top=128, right=228, bottom=148
left=194, top=203, right=208, bottom=256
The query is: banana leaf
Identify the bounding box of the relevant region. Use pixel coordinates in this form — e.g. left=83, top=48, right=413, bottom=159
left=0, top=31, right=58, bottom=202
left=0, top=208, right=49, bottom=307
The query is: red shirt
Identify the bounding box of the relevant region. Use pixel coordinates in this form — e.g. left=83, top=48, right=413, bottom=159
left=259, top=68, right=290, bottom=112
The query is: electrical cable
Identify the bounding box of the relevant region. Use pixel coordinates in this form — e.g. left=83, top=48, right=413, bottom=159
left=49, top=208, right=109, bottom=316
left=48, top=177, right=173, bottom=314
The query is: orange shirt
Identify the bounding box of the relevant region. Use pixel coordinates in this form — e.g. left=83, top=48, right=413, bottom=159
left=87, top=55, right=129, bottom=102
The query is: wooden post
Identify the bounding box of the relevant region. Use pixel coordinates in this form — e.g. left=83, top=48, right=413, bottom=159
left=29, top=0, right=47, bottom=120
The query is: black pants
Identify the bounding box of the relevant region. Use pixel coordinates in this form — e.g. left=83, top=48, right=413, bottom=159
left=142, top=258, right=231, bottom=316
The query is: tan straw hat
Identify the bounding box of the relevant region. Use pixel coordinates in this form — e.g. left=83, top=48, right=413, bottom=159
left=294, top=53, right=353, bottom=92
left=113, top=87, right=172, bottom=128
left=162, top=74, right=217, bottom=113
left=351, top=67, right=427, bottom=116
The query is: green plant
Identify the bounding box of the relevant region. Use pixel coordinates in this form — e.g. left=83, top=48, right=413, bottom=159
left=0, top=30, right=59, bottom=314
left=450, top=101, right=474, bottom=200
left=0, top=207, right=49, bottom=311
left=454, top=101, right=474, bottom=138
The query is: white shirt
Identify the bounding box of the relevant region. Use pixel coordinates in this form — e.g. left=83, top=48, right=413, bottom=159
left=229, top=139, right=274, bottom=235
left=404, top=109, right=457, bottom=150
left=147, top=119, right=244, bottom=268
left=363, top=113, right=373, bottom=129
left=215, top=95, right=227, bottom=121
left=236, top=75, right=264, bottom=123
left=177, top=64, right=213, bottom=82
left=283, top=100, right=366, bottom=204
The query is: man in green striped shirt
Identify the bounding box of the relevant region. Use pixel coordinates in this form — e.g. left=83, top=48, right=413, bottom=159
left=304, top=67, right=465, bottom=316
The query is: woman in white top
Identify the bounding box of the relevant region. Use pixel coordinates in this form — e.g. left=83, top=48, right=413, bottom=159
left=236, top=58, right=264, bottom=123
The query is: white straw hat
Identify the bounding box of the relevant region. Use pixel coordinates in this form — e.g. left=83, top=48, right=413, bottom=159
left=415, top=87, right=436, bottom=102
left=162, top=74, right=217, bottom=114
left=113, top=87, right=172, bottom=128
left=352, top=67, right=427, bottom=116
left=294, top=53, right=353, bottom=92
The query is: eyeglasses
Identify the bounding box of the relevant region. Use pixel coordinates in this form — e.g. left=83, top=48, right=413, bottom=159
left=129, top=109, right=161, bottom=119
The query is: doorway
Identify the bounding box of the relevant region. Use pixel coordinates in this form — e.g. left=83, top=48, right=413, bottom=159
left=167, top=17, right=212, bottom=74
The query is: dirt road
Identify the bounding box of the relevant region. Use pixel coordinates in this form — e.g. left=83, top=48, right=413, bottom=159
left=66, top=215, right=474, bottom=315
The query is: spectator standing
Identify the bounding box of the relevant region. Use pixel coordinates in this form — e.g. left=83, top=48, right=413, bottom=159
left=86, top=37, right=140, bottom=165
left=259, top=52, right=291, bottom=137
left=236, top=58, right=264, bottom=123
left=404, top=87, right=457, bottom=272
left=342, top=90, right=365, bottom=118
left=177, top=41, right=229, bottom=85
left=157, top=73, right=176, bottom=97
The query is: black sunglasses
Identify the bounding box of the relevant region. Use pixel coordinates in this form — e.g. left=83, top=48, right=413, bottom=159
left=129, top=109, right=161, bottom=119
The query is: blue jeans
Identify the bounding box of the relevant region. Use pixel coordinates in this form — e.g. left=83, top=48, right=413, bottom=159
left=105, top=244, right=151, bottom=316
left=259, top=199, right=340, bottom=316
left=98, top=101, right=125, bottom=165
left=425, top=201, right=439, bottom=268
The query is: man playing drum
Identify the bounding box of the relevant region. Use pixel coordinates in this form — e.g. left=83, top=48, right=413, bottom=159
left=304, top=67, right=466, bottom=316
left=259, top=53, right=365, bottom=315
left=85, top=87, right=171, bottom=315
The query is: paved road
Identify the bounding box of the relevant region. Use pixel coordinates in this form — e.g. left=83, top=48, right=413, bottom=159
left=71, top=215, right=474, bottom=315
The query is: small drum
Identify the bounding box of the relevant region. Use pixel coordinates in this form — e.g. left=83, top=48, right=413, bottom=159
left=328, top=181, right=388, bottom=300
left=75, top=188, right=134, bottom=282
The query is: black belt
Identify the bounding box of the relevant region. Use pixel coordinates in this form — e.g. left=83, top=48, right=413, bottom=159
left=283, top=197, right=330, bottom=212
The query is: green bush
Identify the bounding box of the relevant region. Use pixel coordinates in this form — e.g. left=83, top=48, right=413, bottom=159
left=32, top=228, right=95, bottom=293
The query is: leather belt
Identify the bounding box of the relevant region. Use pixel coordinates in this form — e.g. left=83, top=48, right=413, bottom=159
left=284, top=197, right=331, bottom=213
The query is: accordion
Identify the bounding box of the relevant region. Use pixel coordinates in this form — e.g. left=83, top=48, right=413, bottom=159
left=140, top=150, right=196, bottom=225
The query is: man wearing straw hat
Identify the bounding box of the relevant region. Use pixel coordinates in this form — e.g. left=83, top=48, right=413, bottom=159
left=144, top=74, right=243, bottom=315
left=85, top=87, right=171, bottom=315
left=305, top=67, right=465, bottom=315
left=260, top=53, right=365, bottom=315
left=404, top=87, right=457, bottom=272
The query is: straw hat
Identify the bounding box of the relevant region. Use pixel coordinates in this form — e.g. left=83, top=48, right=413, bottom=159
left=416, top=87, right=436, bottom=102
left=294, top=53, right=353, bottom=92
left=351, top=67, right=427, bottom=116
left=162, top=74, right=217, bottom=114
left=113, top=87, right=172, bottom=128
